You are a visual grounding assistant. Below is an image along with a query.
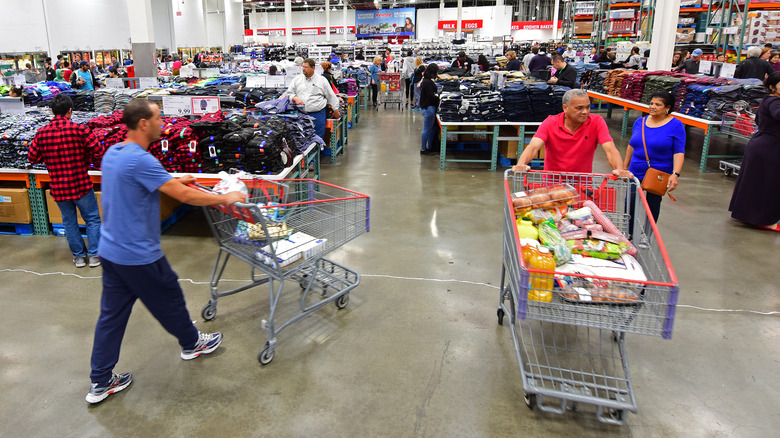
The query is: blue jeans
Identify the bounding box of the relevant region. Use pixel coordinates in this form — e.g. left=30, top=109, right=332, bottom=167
left=414, top=83, right=421, bottom=107
left=420, top=106, right=438, bottom=151
left=90, top=256, right=199, bottom=383
left=55, top=189, right=101, bottom=257
left=309, top=108, right=327, bottom=140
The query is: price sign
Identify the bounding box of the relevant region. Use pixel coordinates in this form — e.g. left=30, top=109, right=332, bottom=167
left=699, top=60, right=713, bottom=76
left=138, top=77, right=158, bottom=89
left=191, top=96, right=220, bottom=115
left=105, top=78, right=124, bottom=89
left=0, top=97, right=25, bottom=114
left=719, top=63, right=736, bottom=79
left=246, top=75, right=267, bottom=87
left=265, top=75, right=285, bottom=88
left=162, top=96, right=193, bottom=116
left=287, top=66, right=302, bottom=76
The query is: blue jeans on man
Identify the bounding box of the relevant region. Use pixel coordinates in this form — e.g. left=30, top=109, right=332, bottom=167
left=55, top=189, right=101, bottom=257
left=309, top=108, right=328, bottom=141
left=420, top=106, right=438, bottom=152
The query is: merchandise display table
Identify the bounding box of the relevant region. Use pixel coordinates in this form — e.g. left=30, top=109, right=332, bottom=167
left=436, top=116, right=543, bottom=171
left=586, top=91, right=725, bottom=172
left=325, top=115, right=349, bottom=164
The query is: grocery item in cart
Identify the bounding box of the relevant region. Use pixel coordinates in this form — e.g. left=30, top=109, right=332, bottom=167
left=529, top=247, right=555, bottom=302
left=233, top=220, right=292, bottom=247
left=554, top=254, right=646, bottom=304
left=511, top=184, right=578, bottom=213
left=256, top=232, right=327, bottom=268
left=537, top=219, right=572, bottom=266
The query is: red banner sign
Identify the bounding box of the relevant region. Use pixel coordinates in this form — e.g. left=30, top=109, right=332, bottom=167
left=511, top=21, right=562, bottom=31
left=438, top=20, right=483, bottom=30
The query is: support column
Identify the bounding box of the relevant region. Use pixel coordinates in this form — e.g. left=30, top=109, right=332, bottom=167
left=552, top=0, right=560, bottom=41
left=326, top=0, right=331, bottom=42
left=285, top=0, right=293, bottom=47
left=456, top=0, right=463, bottom=39
left=343, top=3, right=348, bottom=41
left=126, top=0, right=157, bottom=77
left=647, top=0, right=680, bottom=71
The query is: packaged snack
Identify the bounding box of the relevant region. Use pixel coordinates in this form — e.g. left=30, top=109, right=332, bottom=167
left=538, top=219, right=572, bottom=265
left=511, top=184, right=578, bottom=213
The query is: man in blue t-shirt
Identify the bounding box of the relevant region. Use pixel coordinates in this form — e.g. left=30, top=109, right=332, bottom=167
left=86, top=99, right=244, bottom=404
left=72, top=60, right=97, bottom=91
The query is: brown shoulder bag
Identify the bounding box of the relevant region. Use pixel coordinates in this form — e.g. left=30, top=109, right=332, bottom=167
left=639, top=117, right=677, bottom=201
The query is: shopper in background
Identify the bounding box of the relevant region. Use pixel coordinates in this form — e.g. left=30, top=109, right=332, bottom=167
left=341, top=53, right=349, bottom=63
left=172, top=57, right=182, bottom=75
left=716, top=54, right=727, bottom=62
left=451, top=51, right=474, bottom=72
left=512, top=89, right=631, bottom=177
left=522, top=47, right=538, bottom=72
left=760, top=47, right=772, bottom=60
left=8, top=86, right=23, bottom=98
left=28, top=94, right=103, bottom=268
left=72, top=60, right=98, bottom=91
left=55, top=54, right=63, bottom=69
left=283, top=58, right=341, bottom=139
left=419, top=64, right=440, bottom=155
left=86, top=98, right=244, bottom=404
left=412, top=56, right=425, bottom=110
left=56, top=61, right=72, bottom=82
left=294, top=57, right=304, bottom=67
left=321, top=61, right=338, bottom=93
left=675, top=48, right=702, bottom=74
left=623, top=91, right=685, bottom=223
left=505, top=51, right=521, bottom=71
left=370, top=56, right=381, bottom=108
left=595, top=49, right=610, bottom=63
left=770, top=51, right=780, bottom=72
left=329, top=52, right=340, bottom=64
left=729, top=72, right=780, bottom=232
left=355, top=51, right=365, bottom=61
left=110, top=56, right=120, bottom=71
left=624, top=46, right=642, bottom=69
left=401, top=50, right=416, bottom=107
left=735, top=46, right=774, bottom=80
left=44, top=58, right=56, bottom=82
left=383, top=48, right=393, bottom=71
left=671, top=51, right=683, bottom=69
left=528, top=48, right=552, bottom=79
left=89, top=61, right=103, bottom=77
left=268, top=65, right=278, bottom=75
left=477, top=54, right=491, bottom=72
left=563, top=46, right=576, bottom=61
left=548, top=54, right=577, bottom=88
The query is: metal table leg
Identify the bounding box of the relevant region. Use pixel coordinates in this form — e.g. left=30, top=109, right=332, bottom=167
left=699, top=126, right=713, bottom=172
left=621, top=108, right=630, bottom=138
left=440, top=125, right=448, bottom=170
left=490, top=125, right=499, bottom=171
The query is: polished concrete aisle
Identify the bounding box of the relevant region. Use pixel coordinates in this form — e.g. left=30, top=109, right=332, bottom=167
left=1, top=108, right=778, bottom=438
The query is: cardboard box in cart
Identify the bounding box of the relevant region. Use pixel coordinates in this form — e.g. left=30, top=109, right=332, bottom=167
left=0, top=188, right=32, bottom=224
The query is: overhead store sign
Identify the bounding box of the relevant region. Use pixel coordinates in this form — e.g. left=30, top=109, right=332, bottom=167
left=355, top=8, right=416, bottom=38
left=511, top=21, right=562, bottom=31
left=438, top=20, right=483, bottom=30
left=253, top=27, right=355, bottom=37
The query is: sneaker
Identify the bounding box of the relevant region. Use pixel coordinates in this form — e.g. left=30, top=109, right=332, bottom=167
left=88, top=256, right=101, bottom=268
left=73, top=256, right=87, bottom=268
left=181, top=332, right=223, bottom=360
left=85, top=372, right=133, bottom=404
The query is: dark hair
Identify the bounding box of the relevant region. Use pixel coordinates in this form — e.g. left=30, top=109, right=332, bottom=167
left=56, top=54, right=63, bottom=60
left=423, top=63, right=439, bottom=79
left=51, top=94, right=73, bottom=116
left=122, top=98, right=156, bottom=130
left=650, top=91, right=675, bottom=110
left=631, top=46, right=640, bottom=54
left=108, top=67, right=118, bottom=76
left=458, top=51, right=466, bottom=58
left=268, top=65, right=278, bottom=75
left=9, top=86, right=23, bottom=97
left=551, top=54, right=564, bottom=63
left=608, top=52, right=617, bottom=62
left=386, top=48, right=391, bottom=53
left=478, top=54, right=488, bottom=63
left=45, top=57, right=52, bottom=62
left=765, top=71, right=780, bottom=91
left=62, top=61, right=70, bottom=68
left=531, top=46, right=539, bottom=54
left=765, top=43, right=774, bottom=49
left=407, top=50, right=413, bottom=57
left=303, top=58, right=315, bottom=68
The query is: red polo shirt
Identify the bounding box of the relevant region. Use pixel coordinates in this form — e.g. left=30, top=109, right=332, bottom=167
left=534, top=113, right=613, bottom=173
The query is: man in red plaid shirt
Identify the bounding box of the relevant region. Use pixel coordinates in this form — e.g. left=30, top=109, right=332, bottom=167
left=29, top=94, right=104, bottom=268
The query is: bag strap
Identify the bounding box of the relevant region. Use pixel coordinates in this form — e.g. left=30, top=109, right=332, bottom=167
left=641, top=117, right=652, bottom=168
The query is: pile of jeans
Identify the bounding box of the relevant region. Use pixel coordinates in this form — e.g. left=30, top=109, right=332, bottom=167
left=571, top=62, right=601, bottom=88
left=280, top=114, right=325, bottom=151
left=438, top=79, right=463, bottom=93
left=341, top=67, right=370, bottom=87
left=501, top=83, right=535, bottom=122
left=528, top=85, right=568, bottom=122
left=0, top=110, right=52, bottom=169
left=438, top=92, right=465, bottom=122
left=460, top=91, right=505, bottom=122
left=701, top=80, right=768, bottom=121
left=738, top=80, right=769, bottom=109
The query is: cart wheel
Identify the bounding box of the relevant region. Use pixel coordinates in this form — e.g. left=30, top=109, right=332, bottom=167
left=497, top=308, right=505, bottom=325
left=201, top=302, right=217, bottom=321
left=724, top=168, right=733, bottom=176
left=258, top=343, right=274, bottom=365
left=335, top=293, right=349, bottom=309
left=299, top=274, right=309, bottom=290
left=608, top=409, right=625, bottom=422
left=523, top=392, right=536, bottom=410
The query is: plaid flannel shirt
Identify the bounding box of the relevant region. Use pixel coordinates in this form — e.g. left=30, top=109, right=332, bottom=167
left=28, top=115, right=103, bottom=202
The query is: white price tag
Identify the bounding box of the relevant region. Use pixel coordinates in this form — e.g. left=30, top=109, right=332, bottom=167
left=265, top=75, right=285, bottom=88
left=162, top=96, right=193, bottom=116
left=719, top=63, right=736, bottom=78
left=138, top=77, right=158, bottom=89
left=699, top=60, right=713, bottom=75
left=0, top=97, right=25, bottom=114
left=191, top=96, right=220, bottom=115
left=246, top=75, right=267, bottom=88
left=105, top=78, right=124, bottom=89
left=287, top=66, right=302, bottom=76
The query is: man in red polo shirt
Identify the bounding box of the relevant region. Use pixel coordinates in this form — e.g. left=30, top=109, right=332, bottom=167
left=512, top=89, right=633, bottom=177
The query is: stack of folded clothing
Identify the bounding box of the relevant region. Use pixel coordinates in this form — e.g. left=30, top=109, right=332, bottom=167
left=738, top=80, right=769, bottom=109
left=701, top=84, right=743, bottom=121
left=640, top=75, right=682, bottom=104
left=94, top=89, right=117, bottom=113
left=460, top=91, right=504, bottom=122
left=528, top=85, right=561, bottom=122
left=603, top=69, right=629, bottom=96
left=0, top=110, right=53, bottom=169
left=74, top=91, right=95, bottom=112
left=336, top=78, right=359, bottom=96
left=587, top=70, right=609, bottom=93
left=679, top=84, right=718, bottom=118
left=572, top=62, right=601, bottom=87
left=501, top=83, right=535, bottom=122
left=281, top=114, right=325, bottom=151
left=619, top=71, right=659, bottom=102
left=438, top=79, right=463, bottom=93
left=438, top=92, right=464, bottom=122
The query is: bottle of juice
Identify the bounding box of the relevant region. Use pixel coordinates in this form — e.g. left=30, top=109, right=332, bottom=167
left=529, top=247, right=555, bottom=303
left=516, top=217, right=539, bottom=240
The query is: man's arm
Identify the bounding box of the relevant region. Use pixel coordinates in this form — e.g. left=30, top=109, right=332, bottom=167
left=601, top=141, right=633, bottom=178
left=282, top=77, right=302, bottom=104
left=323, top=77, right=342, bottom=118
left=158, top=176, right=245, bottom=206
left=28, top=134, right=43, bottom=164
left=511, top=137, right=545, bottom=172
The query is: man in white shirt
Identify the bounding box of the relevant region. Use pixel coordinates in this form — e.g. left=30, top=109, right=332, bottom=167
left=563, top=46, right=577, bottom=61
left=522, top=46, right=538, bottom=73
left=283, top=58, right=341, bottom=140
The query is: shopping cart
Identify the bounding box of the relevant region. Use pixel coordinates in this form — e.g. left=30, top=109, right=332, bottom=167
left=195, top=178, right=370, bottom=364
left=498, top=170, right=679, bottom=425
left=379, top=72, right=403, bottom=110
left=720, top=104, right=758, bottom=140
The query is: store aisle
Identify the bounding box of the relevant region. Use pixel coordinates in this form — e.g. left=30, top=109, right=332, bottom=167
left=1, top=108, right=778, bottom=437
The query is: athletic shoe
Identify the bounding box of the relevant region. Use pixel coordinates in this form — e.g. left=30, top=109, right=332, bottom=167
left=73, top=256, right=87, bottom=268
left=181, top=332, right=223, bottom=360
left=89, top=256, right=101, bottom=268
left=85, top=372, right=133, bottom=404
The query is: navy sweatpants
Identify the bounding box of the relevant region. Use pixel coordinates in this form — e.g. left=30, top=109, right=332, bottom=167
left=89, top=256, right=199, bottom=383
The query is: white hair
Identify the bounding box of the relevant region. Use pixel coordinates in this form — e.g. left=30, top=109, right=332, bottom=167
left=747, top=46, right=762, bottom=58
left=562, top=89, right=589, bottom=106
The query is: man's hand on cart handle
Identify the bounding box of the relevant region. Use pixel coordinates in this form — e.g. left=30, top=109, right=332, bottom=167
left=512, top=163, right=531, bottom=172
left=177, top=174, right=197, bottom=185
left=612, top=169, right=633, bottom=179
left=220, top=191, right=247, bottom=205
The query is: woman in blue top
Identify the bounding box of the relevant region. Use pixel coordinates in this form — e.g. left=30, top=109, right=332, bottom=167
left=369, top=56, right=382, bottom=109
left=623, top=91, right=685, bottom=223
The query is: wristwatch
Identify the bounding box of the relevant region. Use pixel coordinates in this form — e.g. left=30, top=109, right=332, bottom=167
left=672, top=172, right=681, bottom=177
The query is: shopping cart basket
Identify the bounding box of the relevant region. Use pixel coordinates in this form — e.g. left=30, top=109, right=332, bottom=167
left=195, top=178, right=370, bottom=364
left=379, top=72, right=403, bottom=110
left=720, top=104, right=758, bottom=140
left=497, top=170, right=679, bottom=424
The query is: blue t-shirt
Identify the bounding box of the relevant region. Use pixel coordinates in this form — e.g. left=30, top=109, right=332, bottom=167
left=370, top=64, right=380, bottom=83
left=628, top=117, right=686, bottom=180
left=99, top=143, right=173, bottom=265
left=76, top=69, right=94, bottom=91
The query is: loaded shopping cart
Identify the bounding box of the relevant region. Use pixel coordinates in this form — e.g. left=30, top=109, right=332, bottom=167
left=379, top=72, right=403, bottom=110
left=498, top=170, right=679, bottom=425
left=195, top=178, right=370, bottom=364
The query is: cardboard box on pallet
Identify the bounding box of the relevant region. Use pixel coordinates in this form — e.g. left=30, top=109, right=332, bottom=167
left=0, top=188, right=32, bottom=224
left=497, top=126, right=544, bottom=161
left=46, top=190, right=180, bottom=225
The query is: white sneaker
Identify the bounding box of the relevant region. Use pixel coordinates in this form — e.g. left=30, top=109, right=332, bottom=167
left=89, top=256, right=101, bottom=268
left=73, top=256, right=87, bottom=268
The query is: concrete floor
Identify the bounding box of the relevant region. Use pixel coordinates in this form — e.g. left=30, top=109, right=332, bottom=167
left=1, top=107, right=778, bottom=438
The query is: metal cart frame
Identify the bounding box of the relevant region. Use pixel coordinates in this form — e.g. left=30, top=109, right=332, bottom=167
left=498, top=170, right=679, bottom=425
left=196, top=178, right=370, bottom=364
left=379, top=72, right=402, bottom=110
